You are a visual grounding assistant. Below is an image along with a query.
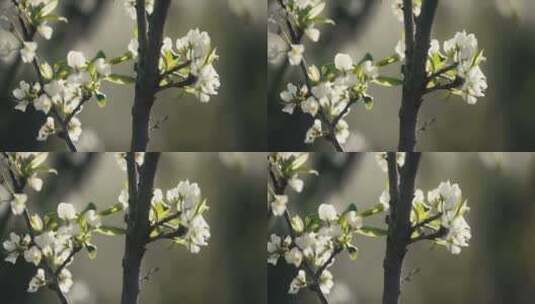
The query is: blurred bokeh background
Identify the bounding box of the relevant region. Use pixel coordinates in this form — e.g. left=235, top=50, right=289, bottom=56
left=0, top=0, right=266, bottom=151
left=0, top=152, right=267, bottom=304
left=268, top=152, right=535, bottom=303
left=268, top=0, right=535, bottom=151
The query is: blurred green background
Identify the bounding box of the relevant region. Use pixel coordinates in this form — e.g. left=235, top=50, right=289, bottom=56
left=0, top=0, right=266, bottom=151
left=0, top=152, right=266, bottom=303
left=268, top=152, right=535, bottom=303
left=268, top=0, right=535, bottom=151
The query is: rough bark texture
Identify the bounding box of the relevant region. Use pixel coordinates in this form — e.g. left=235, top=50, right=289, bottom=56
left=382, top=152, right=421, bottom=304
left=130, top=0, right=172, bottom=151
left=398, top=0, right=439, bottom=151
left=121, top=153, right=161, bottom=304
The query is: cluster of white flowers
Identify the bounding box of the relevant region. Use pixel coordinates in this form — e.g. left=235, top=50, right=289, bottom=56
left=280, top=53, right=379, bottom=145
left=395, top=30, right=487, bottom=104
left=1, top=153, right=54, bottom=214
left=441, top=31, right=487, bottom=104
left=412, top=181, right=472, bottom=254
left=3, top=202, right=103, bottom=294
left=150, top=180, right=211, bottom=254
left=0, top=1, right=67, bottom=62
left=268, top=153, right=316, bottom=216
left=13, top=50, right=112, bottom=142
left=15, top=0, right=65, bottom=39
left=157, top=29, right=220, bottom=103
left=268, top=203, right=367, bottom=295
left=278, top=0, right=333, bottom=66
left=391, top=0, right=422, bottom=22
left=117, top=172, right=211, bottom=254
left=123, top=0, right=155, bottom=19
left=268, top=153, right=388, bottom=297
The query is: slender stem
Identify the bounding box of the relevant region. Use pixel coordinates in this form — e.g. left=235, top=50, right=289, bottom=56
left=2, top=157, right=71, bottom=303
left=276, top=1, right=344, bottom=152
left=409, top=226, right=447, bottom=244
left=269, top=168, right=331, bottom=304
left=13, top=8, right=77, bottom=152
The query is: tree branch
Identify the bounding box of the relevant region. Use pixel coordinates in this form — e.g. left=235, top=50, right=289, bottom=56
left=13, top=8, right=78, bottom=151
left=121, top=152, right=161, bottom=304
left=130, top=0, right=172, bottom=152
left=398, top=0, right=439, bottom=151
left=382, top=153, right=421, bottom=304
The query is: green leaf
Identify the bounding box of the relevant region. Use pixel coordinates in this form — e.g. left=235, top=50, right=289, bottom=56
left=376, top=55, right=399, bottom=67
left=41, top=14, right=67, bottom=23
left=373, top=76, right=403, bottom=87
left=29, top=153, right=48, bottom=169
left=95, top=51, right=106, bottom=60
left=41, top=0, right=58, bottom=16
left=357, top=226, right=388, bottom=238
left=109, top=52, right=133, bottom=65
left=291, top=153, right=309, bottom=171
left=358, top=204, right=385, bottom=217
left=105, top=74, right=135, bottom=85
left=95, top=91, right=107, bottom=108
left=95, top=225, right=126, bottom=236
left=99, top=203, right=124, bottom=216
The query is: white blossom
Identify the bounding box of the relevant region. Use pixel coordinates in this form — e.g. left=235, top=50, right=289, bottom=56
left=284, top=247, right=303, bottom=267
left=10, top=193, right=28, bottom=215
left=28, top=268, right=46, bottom=293
left=379, top=190, right=391, bottom=211
left=288, top=175, right=304, bottom=193
left=334, top=53, right=353, bottom=72
left=37, top=23, right=53, bottom=40
left=20, top=42, right=37, bottom=63
left=289, top=270, right=307, bottom=294
left=319, top=270, right=334, bottom=294
left=345, top=211, right=363, bottom=230
left=128, top=38, right=139, bottom=58
left=362, top=60, right=378, bottom=79
left=58, top=268, right=73, bottom=293
left=94, top=58, right=111, bottom=77
left=57, top=202, right=77, bottom=221
left=68, top=117, right=82, bottom=142
left=271, top=194, right=288, bottom=216
left=288, top=44, right=304, bottom=66
left=318, top=204, right=337, bottom=222
left=335, top=119, right=350, bottom=144
left=185, top=215, right=210, bottom=254
left=392, top=0, right=422, bottom=22
left=24, top=246, right=42, bottom=266
left=305, top=119, right=322, bottom=144
left=375, top=152, right=406, bottom=172
left=67, top=51, right=86, bottom=70
left=84, top=210, right=101, bottom=228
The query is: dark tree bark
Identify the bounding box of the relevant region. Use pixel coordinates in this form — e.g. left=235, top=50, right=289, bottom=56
left=121, top=153, right=161, bottom=304
left=382, top=152, right=421, bottom=304
left=130, top=0, right=172, bottom=151
left=398, top=0, right=439, bottom=151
